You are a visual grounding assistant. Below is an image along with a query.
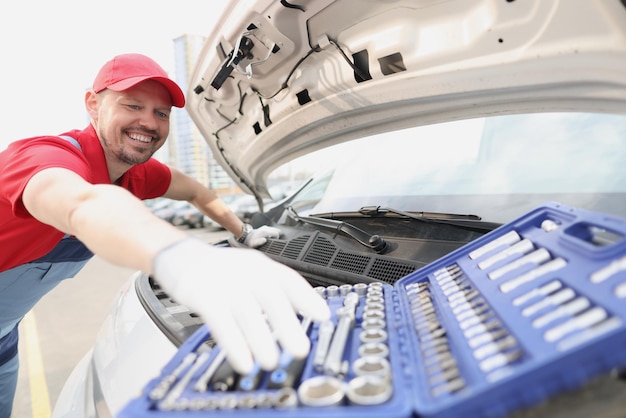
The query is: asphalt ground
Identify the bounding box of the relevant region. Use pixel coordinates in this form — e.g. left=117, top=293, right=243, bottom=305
left=10, top=226, right=229, bottom=418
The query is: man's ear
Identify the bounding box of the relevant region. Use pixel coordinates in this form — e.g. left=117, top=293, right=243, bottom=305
left=84, top=90, right=99, bottom=121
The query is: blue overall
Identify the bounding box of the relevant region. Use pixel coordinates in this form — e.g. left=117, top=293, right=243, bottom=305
left=0, top=237, right=94, bottom=417
left=0, top=136, right=93, bottom=418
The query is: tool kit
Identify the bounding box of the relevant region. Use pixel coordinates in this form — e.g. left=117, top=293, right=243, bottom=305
left=119, top=202, right=626, bottom=418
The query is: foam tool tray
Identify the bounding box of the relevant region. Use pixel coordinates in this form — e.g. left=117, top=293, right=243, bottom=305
left=119, top=202, right=626, bottom=418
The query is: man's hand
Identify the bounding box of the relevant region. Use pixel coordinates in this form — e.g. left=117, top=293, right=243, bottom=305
left=244, top=225, right=281, bottom=247
left=152, top=238, right=330, bottom=374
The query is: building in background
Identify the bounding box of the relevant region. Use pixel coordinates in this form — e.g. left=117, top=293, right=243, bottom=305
left=161, top=34, right=236, bottom=193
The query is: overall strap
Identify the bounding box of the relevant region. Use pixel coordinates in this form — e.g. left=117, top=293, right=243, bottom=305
left=59, top=135, right=82, bottom=152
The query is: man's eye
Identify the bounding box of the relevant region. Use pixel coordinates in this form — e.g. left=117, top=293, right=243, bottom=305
left=156, top=111, right=169, bottom=119
left=127, top=104, right=141, bottom=110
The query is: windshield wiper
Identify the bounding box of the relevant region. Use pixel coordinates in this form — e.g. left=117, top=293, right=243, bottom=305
left=359, top=206, right=481, bottom=221
left=286, top=206, right=389, bottom=253
left=357, top=206, right=497, bottom=230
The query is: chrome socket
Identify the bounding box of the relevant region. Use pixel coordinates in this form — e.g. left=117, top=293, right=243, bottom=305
left=353, top=356, right=392, bottom=380
left=346, top=375, right=393, bottom=406
left=297, top=376, right=346, bottom=407
left=360, top=328, right=388, bottom=344
left=358, top=342, right=390, bottom=358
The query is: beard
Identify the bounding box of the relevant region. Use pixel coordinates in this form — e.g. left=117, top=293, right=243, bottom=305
left=100, top=128, right=161, bottom=166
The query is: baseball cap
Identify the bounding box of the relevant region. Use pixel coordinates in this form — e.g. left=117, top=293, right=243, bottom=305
left=93, top=53, right=185, bottom=108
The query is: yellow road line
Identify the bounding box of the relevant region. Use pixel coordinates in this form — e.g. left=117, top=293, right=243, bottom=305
left=22, top=312, right=51, bottom=418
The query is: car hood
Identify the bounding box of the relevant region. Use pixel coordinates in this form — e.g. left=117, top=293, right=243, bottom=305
left=186, top=0, right=626, bottom=199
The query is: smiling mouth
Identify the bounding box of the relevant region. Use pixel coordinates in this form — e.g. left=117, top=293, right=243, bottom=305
left=127, top=132, right=153, bottom=144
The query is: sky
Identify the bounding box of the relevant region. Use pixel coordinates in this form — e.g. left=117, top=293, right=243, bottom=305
left=0, top=0, right=230, bottom=151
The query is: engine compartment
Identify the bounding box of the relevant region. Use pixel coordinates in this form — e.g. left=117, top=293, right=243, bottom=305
left=139, top=217, right=493, bottom=347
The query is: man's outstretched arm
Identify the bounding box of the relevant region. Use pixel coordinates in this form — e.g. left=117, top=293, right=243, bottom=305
left=22, top=167, right=330, bottom=374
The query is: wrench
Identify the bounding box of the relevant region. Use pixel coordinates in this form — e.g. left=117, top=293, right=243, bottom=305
left=313, top=320, right=336, bottom=372
left=323, top=292, right=359, bottom=377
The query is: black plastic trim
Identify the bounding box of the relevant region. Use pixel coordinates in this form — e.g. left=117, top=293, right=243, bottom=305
left=135, top=274, right=203, bottom=347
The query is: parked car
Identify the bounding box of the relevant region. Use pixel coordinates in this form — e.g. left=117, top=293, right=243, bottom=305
left=143, top=197, right=171, bottom=212
left=230, top=193, right=276, bottom=222
left=170, top=203, right=205, bottom=229
left=150, top=199, right=189, bottom=224
left=202, top=193, right=249, bottom=229
left=150, top=200, right=205, bottom=229
left=203, top=190, right=286, bottom=229
left=53, top=0, right=626, bottom=417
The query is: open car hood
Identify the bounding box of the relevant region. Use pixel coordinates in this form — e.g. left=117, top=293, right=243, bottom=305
left=186, top=0, right=626, bottom=199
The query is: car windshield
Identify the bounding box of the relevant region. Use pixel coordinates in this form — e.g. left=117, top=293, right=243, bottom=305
left=269, top=112, right=626, bottom=224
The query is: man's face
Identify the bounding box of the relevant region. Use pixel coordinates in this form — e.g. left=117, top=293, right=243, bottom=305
left=92, top=80, right=173, bottom=166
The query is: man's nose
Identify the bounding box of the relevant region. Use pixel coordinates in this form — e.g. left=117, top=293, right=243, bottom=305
left=138, top=110, right=161, bottom=130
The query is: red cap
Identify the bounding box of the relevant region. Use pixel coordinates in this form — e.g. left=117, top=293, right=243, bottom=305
left=93, top=53, right=185, bottom=108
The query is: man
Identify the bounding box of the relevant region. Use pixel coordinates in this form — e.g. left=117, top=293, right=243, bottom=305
left=0, top=53, right=330, bottom=416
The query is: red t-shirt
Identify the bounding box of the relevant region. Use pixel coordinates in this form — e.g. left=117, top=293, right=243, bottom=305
left=0, top=125, right=172, bottom=271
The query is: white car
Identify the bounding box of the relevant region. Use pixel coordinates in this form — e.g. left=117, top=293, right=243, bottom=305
left=53, top=0, right=626, bottom=417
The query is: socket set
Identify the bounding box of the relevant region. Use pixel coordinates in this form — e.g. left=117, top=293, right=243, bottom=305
left=119, top=202, right=626, bottom=418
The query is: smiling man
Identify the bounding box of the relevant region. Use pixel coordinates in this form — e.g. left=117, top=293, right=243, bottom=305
left=0, top=53, right=330, bottom=417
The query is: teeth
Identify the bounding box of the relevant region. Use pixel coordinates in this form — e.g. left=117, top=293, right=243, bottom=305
left=128, top=133, right=152, bottom=143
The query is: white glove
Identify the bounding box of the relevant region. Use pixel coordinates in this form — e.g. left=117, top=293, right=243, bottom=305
left=244, top=225, right=281, bottom=247
left=152, top=238, right=330, bottom=374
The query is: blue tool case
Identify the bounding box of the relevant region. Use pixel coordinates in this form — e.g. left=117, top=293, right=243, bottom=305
left=119, top=202, right=626, bottom=418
